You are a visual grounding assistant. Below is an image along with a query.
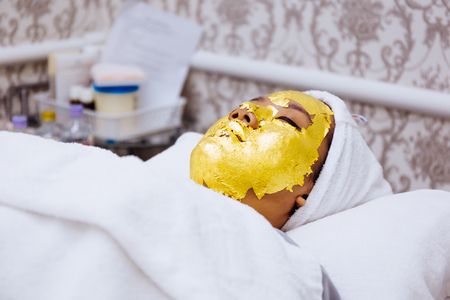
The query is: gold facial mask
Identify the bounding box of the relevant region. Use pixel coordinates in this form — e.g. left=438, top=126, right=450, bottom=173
left=190, top=91, right=333, bottom=200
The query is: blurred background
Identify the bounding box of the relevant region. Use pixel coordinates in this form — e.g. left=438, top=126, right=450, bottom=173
left=0, top=0, right=449, bottom=193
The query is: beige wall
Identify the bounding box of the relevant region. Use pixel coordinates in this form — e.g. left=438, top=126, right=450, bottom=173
left=1, top=0, right=449, bottom=192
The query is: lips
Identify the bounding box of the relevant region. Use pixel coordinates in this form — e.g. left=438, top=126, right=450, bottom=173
left=215, top=129, right=243, bottom=143
left=211, top=120, right=246, bottom=143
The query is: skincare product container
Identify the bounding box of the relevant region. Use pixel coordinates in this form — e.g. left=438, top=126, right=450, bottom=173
left=93, top=85, right=138, bottom=114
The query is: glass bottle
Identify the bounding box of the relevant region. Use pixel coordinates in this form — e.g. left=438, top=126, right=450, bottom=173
left=69, top=85, right=83, bottom=105
left=62, top=104, right=93, bottom=145
left=12, top=115, right=35, bottom=134
left=36, top=110, right=62, bottom=141
left=79, top=87, right=95, bottom=110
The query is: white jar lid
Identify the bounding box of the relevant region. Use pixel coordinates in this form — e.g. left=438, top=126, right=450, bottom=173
left=79, top=87, right=94, bottom=103
left=69, top=85, right=83, bottom=99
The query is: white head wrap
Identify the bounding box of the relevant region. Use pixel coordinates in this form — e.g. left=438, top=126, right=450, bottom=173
left=282, top=90, right=393, bottom=231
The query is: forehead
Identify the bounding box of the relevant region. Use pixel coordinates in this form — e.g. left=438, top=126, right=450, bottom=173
left=267, top=91, right=333, bottom=115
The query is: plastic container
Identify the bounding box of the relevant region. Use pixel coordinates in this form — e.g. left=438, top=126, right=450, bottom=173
left=48, top=49, right=81, bottom=99
left=61, top=104, right=93, bottom=145
left=53, top=51, right=97, bottom=105
left=34, top=92, right=186, bottom=142
left=93, top=85, right=138, bottom=114
left=36, top=110, right=62, bottom=141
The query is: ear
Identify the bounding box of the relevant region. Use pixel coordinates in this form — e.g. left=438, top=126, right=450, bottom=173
left=295, top=194, right=308, bottom=208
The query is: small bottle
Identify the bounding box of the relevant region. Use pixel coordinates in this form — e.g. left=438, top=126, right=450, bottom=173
left=12, top=115, right=35, bottom=134
left=62, top=104, right=93, bottom=145
left=79, top=87, right=95, bottom=110
left=69, top=85, right=83, bottom=105
left=36, top=110, right=62, bottom=141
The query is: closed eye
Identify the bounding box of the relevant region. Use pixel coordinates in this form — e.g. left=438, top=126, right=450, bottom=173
left=277, top=116, right=299, bottom=129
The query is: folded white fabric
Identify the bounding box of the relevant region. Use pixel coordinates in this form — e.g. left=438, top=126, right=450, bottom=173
left=145, top=131, right=202, bottom=179
left=0, top=131, right=324, bottom=300
left=287, top=189, right=450, bottom=300
left=282, top=90, right=393, bottom=231
left=0, top=204, right=166, bottom=300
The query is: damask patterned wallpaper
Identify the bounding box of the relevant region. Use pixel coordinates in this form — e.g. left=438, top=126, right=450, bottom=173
left=0, top=0, right=449, bottom=192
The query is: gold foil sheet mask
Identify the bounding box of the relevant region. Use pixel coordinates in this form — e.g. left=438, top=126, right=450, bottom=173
left=190, top=91, right=334, bottom=200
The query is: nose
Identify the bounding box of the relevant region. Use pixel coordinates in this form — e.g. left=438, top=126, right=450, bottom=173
left=228, top=106, right=258, bottom=129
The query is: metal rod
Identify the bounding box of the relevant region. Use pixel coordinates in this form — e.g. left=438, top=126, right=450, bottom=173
left=190, top=51, right=450, bottom=119
left=0, top=31, right=106, bottom=65
left=20, top=88, right=28, bottom=116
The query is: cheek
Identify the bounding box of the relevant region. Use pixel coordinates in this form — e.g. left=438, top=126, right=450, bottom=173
left=245, top=126, right=306, bottom=196
left=255, top=124, right=324, bottom=192
left=256, top=125, right=303, bottom=163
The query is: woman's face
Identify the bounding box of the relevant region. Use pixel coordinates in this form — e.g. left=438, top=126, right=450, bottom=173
left=190, top=91, right=334, bottom=227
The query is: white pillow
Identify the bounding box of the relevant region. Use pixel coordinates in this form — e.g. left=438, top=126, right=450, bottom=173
left=287, top=190, right=450, bottom=300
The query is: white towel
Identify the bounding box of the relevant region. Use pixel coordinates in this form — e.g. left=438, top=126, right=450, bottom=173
left=145, top=131, right=203, bottom=179
left=286, top=189, right=450, bottom=300
left=0, top=131, right=324, bottom=300
left=282, top=90, right=393, bottom=231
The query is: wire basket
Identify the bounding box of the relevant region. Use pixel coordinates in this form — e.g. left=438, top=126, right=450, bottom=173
left=34, top=92, right=186, bottom=142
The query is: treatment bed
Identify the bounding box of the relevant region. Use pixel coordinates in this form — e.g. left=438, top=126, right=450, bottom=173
left=0, top=131, right=449, bottom=300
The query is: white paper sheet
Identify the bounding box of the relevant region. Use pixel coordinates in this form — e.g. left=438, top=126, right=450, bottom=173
left=100, top=1, right=202, bottom=109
